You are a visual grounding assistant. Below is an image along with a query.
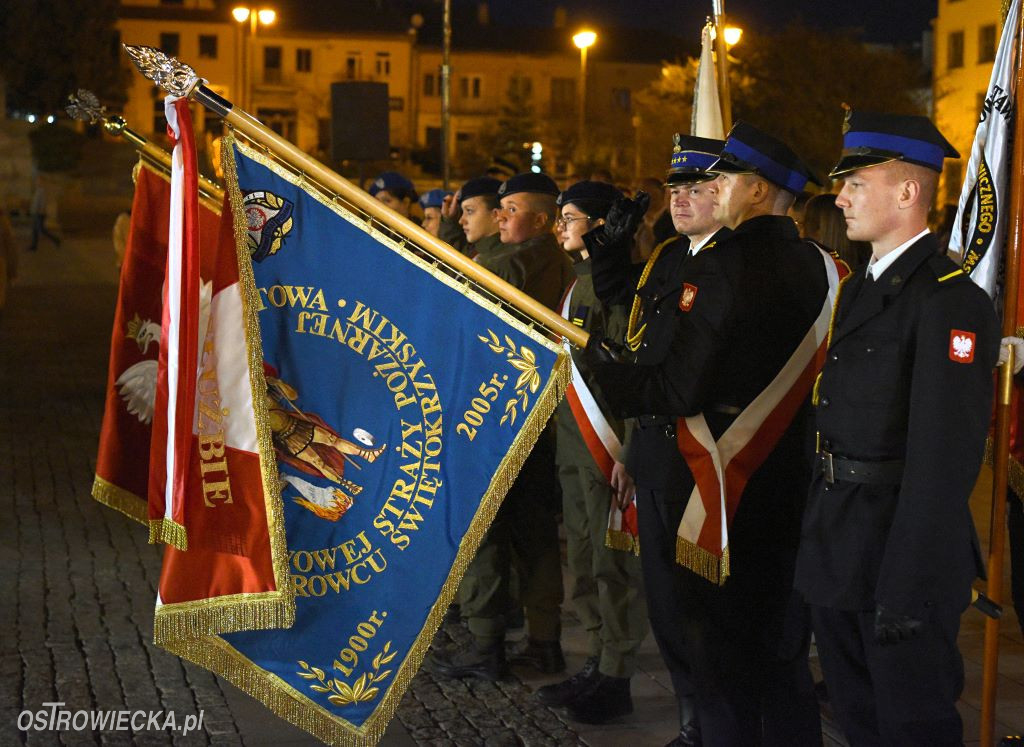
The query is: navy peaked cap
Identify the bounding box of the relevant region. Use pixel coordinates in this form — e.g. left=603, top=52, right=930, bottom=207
left=830, top=110, right=959, bottom=177
left=666, top=134, right=726, bottom=184
left=709, top=121, right=820, bottom=192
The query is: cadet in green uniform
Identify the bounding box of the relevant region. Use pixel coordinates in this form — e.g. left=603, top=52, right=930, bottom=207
left=431, top=172, right=572, bottom=680
left=533, top=180, right=648, bottom=724
left=438, top=176, right=504, bottom=259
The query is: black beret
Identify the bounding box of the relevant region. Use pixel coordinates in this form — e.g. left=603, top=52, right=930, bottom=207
left=830, top=110, right=960, bottom=177
left=459, top=176, right=503, bottom=203
left=709, top=121, right=820, bottom=193
left=557, top=180, right=623, bottom=207
left=497, top=172, right=560, bottom=198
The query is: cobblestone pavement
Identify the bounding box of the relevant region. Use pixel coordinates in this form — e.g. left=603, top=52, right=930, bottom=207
left=0, top=232, right=600, bottom=747
left=6, top=228, right=1024, bottom=746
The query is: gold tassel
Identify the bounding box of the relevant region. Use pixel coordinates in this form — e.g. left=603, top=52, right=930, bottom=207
left=676, top=537, right=730, bottom=586
left=148, top=518, right=188, bottom=550
left=605, top=528, right=640, bottom=555
left=154, top=593, right=295, bottom=645
left=91, top=475, right=148, bottom=526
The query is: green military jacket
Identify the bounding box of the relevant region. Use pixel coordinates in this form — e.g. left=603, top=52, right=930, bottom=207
left=555, top=257, right=631, bottom=468
left=476, top=232, right=572, bottom=311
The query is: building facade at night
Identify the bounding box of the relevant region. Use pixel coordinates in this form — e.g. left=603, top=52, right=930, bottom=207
left=115, top=0, right=674, bottom=181
left=932, top=0, right=1004, bottom=205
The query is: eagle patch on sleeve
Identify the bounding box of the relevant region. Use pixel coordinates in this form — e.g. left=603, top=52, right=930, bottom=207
left=679, top=283, right=698, bottom=312
left=949, top=329, right=976, bottom=363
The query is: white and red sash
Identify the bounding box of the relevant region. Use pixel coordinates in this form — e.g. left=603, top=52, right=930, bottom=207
left=559, top=282, right=639, bottom=554
left=674, top=248, right=845, bottom=583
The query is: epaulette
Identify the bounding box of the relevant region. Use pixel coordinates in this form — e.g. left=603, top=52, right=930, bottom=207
left=928, top=253, right=967, bottom=283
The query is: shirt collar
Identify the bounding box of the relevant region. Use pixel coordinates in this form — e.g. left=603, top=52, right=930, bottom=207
left=688, top=231, right=715, bottom=256
left=866, top=228, right=930, bottom=280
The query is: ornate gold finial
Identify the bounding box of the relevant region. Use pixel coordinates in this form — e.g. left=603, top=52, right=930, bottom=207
left=66, top=89, right=105, bottom=124
left=104, top=115, right=127, bottom=137
left=841, top=102, right=853, bottom=134
left=122, top=44, right=202, bottom=97
left=673, top=132, right=682, bottom=153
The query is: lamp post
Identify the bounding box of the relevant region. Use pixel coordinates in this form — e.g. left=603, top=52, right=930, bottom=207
left=573, top=29, right=596, bottom=155
left=232, top=6, right=277, bottom=113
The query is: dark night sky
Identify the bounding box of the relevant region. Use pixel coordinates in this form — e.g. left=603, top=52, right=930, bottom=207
left=474, top=0, right=936, bottom=45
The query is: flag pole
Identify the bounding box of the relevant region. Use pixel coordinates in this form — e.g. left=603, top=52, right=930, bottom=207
left=710, top=0, right=732, bottom=131
left=122, top=45, right=589, bottom=350
left=981, top=1, right=1024, bottom=742
left=66, top=89, right=224, bottom=212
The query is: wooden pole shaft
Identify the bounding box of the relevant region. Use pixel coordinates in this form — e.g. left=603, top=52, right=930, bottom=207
left=190, top=85, right=590, bottom=349
left=981, top=3, right=1024, bottom=743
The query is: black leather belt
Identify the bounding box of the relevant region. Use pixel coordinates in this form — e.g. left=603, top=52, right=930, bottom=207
left=818, top=450, right=904, bottom=486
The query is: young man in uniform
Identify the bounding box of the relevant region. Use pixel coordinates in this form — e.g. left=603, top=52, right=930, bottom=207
left=368, top=171, right=417, bottom=219
left=418, top=188, right=450, bottom=237
left=535, top=180, right=649, bottom=724
left=438, top=176, right=503, bottom=259
left=586, top=134, right=729, bottom=744
left=795, top=111, right=1000, bottom=746
left=431, top=172, right=572, bottom=680
left=588, top=123, right=835, bottom=746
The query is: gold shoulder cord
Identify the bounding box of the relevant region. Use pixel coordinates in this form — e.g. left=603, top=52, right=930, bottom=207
left=625, top=240, right=671, bottom=351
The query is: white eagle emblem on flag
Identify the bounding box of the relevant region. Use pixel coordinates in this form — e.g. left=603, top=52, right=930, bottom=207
left=949, top=329, right=976, bottom=363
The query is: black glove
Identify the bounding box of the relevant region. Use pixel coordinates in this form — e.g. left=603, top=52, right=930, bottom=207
left=584, top=191, right=651, bottom=250
left=873, top=604, right=923, bottom=645
left=584, top=334, right=626, bottom=366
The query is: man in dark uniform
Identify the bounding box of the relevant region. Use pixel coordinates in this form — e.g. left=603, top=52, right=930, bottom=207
left=431, top=172, right=572, bottom=680
left=794, top=111, right=1000, bottom=746
left=587, top=134, right=730, bottom=744
left=587, top=123, right=834, bottom=746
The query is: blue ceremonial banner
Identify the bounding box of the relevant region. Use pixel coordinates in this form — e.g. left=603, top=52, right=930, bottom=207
left=160, top=136, right=568, bottom=745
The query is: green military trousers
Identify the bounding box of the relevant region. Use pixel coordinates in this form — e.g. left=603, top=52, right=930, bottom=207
left=559, top=462, right=648, bottom=678
left=461, top=443, right=564, bottom=646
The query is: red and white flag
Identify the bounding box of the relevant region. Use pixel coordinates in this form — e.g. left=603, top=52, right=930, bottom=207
left=147, top=96, right=203, bottom=549
left=93, top=164, right=220, bottom=523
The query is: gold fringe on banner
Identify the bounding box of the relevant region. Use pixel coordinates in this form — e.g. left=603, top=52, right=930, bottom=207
left=154, top=593, right=296, bottom=645
left=91, top=475, right=147, bottom=526
left=164, top=132, right=571, bottom=746
left=676, top=537, right=730, bottom=586
left=148, top=517, right=187, bottom=550
left=605, top=528, right=640, bottom=555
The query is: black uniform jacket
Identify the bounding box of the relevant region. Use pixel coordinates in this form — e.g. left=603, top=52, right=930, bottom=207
left=795, top=234, right=998, bottom=617
left=591, top=227, right=731, bottom=490
left=591, top=215, right=829, bottom=559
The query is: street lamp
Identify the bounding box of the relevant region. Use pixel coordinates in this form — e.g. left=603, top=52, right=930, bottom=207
left=573, top=29, right=597, bottom=154
left=232, top=6, right=277, bottom=112
left=723, top=26, right=743, bottom=47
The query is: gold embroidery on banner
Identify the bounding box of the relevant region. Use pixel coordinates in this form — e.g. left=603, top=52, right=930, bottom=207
left=478, top=330, right=541, bottom=425
left=152, top=133, right=571, bottom=745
